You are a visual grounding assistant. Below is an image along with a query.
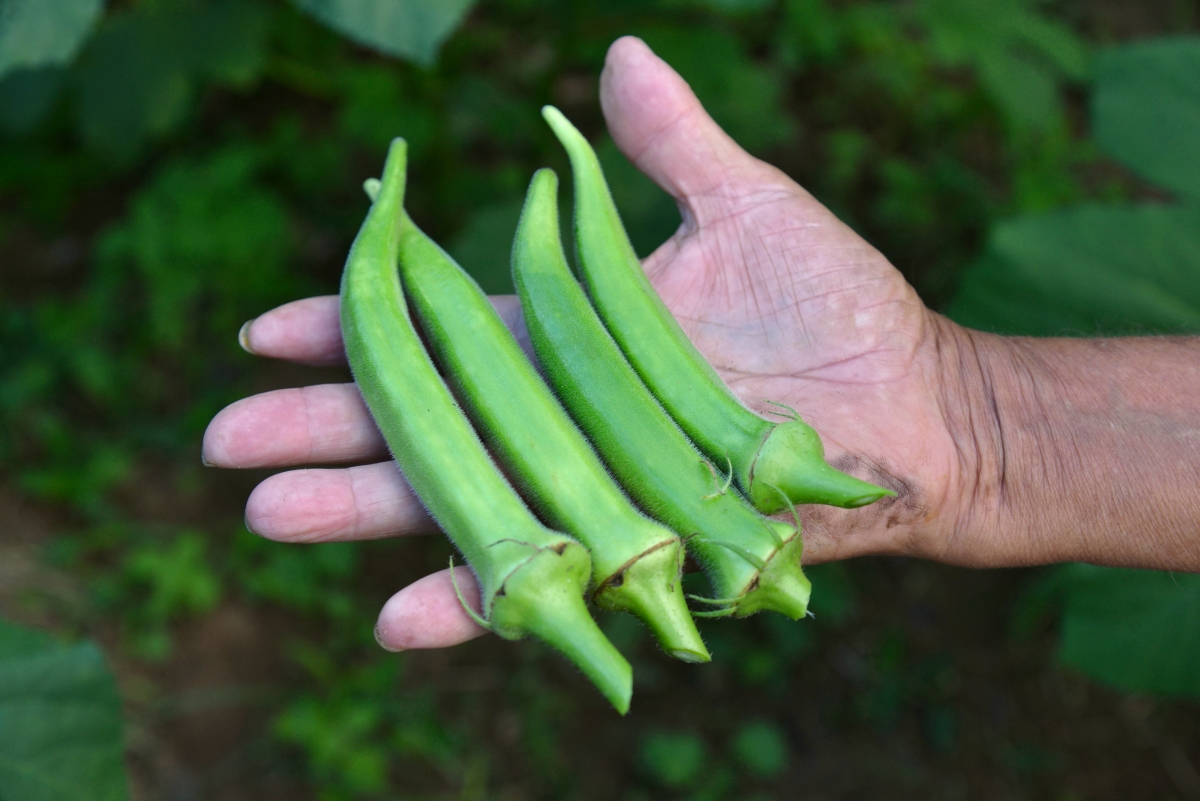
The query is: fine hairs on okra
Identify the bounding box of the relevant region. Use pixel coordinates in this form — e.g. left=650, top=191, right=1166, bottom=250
left=513, top=168, right=811, bottom=620
left=382, top=196, right=708, bottom=663
left=342, top=140, right=632, bottom=713
left=541, top=106, right=895, bottom=516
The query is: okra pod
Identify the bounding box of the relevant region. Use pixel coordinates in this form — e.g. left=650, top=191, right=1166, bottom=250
left=542, top=106, right=894, bottom=515
left=393, top=208, right=709, bottom=662
left=513, top=168, right=810, bottom=620
left=342, top=141, right=632, bottom=712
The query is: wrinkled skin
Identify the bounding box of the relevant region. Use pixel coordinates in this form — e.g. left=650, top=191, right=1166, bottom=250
left=201, top=37, right=1013, bottom=651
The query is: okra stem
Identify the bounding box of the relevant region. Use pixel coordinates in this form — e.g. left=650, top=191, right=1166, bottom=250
left=542, top=106, right=894, bottom=514
left=341, top=140, right=631, bottom=712
left=513, top=168, right=810, bottom=620
left=395, top=210, right=709, bottom=662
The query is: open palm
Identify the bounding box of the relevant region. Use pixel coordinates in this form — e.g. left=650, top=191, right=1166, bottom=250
left=203, top=37, right=969, bottom=652
left=603, top=38, right=962, bottom=563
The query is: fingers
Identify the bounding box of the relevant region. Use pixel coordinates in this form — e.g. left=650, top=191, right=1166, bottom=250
left=489, top=295, right=529, bottom=353
left=375, top=567, right=488, bottom=650
left=245, top=462, right=436, bottom=543
left=240, top=296, right=346, bottom=366
left=211, top=294, right=534, bottom=469
left=238, top=294, right=529, bottom=366
left=599, top=36, right=782, bottom=227
left=203, top=384, right=388, bottom=468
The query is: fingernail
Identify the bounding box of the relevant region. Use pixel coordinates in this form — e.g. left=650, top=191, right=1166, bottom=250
left=375, top=624, right=404, bottom=653
left=201, top=453, right=213, bottom=467
left=244, top=512, right=259, bottom=536
left=238, top=318, right=257, bottom=354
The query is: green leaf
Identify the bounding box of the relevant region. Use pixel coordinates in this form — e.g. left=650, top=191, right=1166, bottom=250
left=74, top=11, right=190, bottom=159
left=117, top=533, right=222, bottom=660
left=95, top=145, right=293, bottom=348
left=1092, top=36, right=1200, bottom=199
left=918, top=0, right=1087, bottom=77
left=0, top=0, right=102, bottom=79
left=977, top=49, right=1057, bottom=135
left=74, top=1, right=269, bottom=158
left=124, top=533, right=221, bottom=624
left=338, top=65, right=436, bottom=153
left=1055, top=565, right=1200, bottom=698
left=0, top=66, right=64, bottom=134
left=946, top=203, right=1200, bottom=336
left=277, top=696, right=388, bottom=794
left=683, top=0, right=774, bottom=13
left=917, top=0, right=1087, bottom=134
left=187, top=0, right=271, bottom=86
left=291, top=0, right=475, bottom=67
left=1009, top=8, right=1089, bottom=79
left=779, top=0, right=844, bottom=68
left=0, top=618, right=128, bottom=801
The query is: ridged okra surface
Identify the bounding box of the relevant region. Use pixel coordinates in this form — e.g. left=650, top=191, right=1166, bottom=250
left=513, top=168, right=811, bottom=620
left=341, top=141, right=631, bottom=712
left=394, top=210, right=708, bottom=662
left=542, top=105, right=893, bottom=515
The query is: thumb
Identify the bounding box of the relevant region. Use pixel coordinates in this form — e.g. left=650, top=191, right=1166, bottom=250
left=599, top=36, right=780, bottom=228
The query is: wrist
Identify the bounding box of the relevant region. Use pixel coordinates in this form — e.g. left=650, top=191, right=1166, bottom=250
left=929, top=320, right=1200, bottom=570
left=794, top=312, right=1020, bottom=568
left=928, top=315, right=1057, bottom=566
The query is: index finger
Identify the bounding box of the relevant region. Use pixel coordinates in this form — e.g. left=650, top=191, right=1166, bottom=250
left=240, top=294, right=530, bottom=366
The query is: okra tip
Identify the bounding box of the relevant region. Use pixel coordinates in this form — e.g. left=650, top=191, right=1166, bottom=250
left=521, top=167, right=558, bottom=217
left=596, top=540, right=711, bottom=664
left=352, top=139, right=405, bottom=219
left=749, top=419, right=895, bottom=513
left=540, top=105, right=571, bottom=136
left=541, top=106, right=601, bottom=171
left=488, top=542, right=633, bottom=714
left=381, top=137, right=407, bottom=185
left=513, top=168, right=563, bottom=267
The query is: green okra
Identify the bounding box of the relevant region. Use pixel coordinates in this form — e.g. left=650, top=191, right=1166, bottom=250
left=513, top=168, right=810, bottom=620
left=342, top=140, right=632, bottom=713
left=390, top=203, right=708, bottom=663
left=542, top=106, right=895, bottom=515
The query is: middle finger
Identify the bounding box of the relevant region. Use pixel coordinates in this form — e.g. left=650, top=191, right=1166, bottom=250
left=246, top=461, right=436, bottom=543
left=204, top=383, right=387, bottom=469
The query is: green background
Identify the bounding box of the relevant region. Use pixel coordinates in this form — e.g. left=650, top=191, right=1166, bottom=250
left=2, top=0, right=1200, bottom=799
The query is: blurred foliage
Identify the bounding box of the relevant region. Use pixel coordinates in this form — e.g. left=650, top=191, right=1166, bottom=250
left=951, top=36, right=1200, bottom=335
left=0, top=618, right=128, bottom=801
left=1094, top=36, right=1200, bottom=199
left=0, top=0, right=102, bottom=79
left=731, top=720, right=789, bottom=778
left=232, top=530, right=362, bottom=622
left=949, top=203, right=1200, bottom=335
left=0, top=0, right=1197, bottom=798
left=640, top=729, right=708, bottom=789
left=293, top=0, right=477, bottom=66
left=638, top=719, right=791, bottom=796
left=1023, top=566, right=1200, bottom=700
left=117, top=532, right=223, bottom=660
left=73, top=1, right=270, bottom=158
left=948, top=35, right=1200, bottom=700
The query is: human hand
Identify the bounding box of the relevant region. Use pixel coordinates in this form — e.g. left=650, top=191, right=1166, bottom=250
left=202, top=37, right=1006, bottom=652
